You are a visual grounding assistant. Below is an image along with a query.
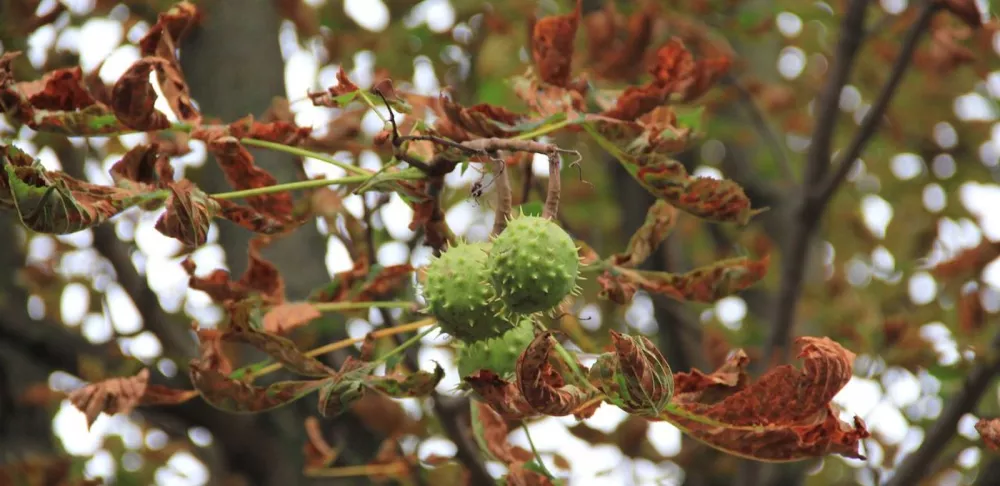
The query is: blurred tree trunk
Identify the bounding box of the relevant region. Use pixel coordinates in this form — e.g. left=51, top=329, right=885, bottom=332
left=179, top=1, right=379, bottom=484
left=0, top=215, right=63, bottom=459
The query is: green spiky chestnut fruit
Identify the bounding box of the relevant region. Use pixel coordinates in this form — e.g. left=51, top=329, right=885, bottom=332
left=487, top=214, right=581, bottom=314
left=422, top=241, right=512, bottom=342
left=456, top=318, right=535, bottom=378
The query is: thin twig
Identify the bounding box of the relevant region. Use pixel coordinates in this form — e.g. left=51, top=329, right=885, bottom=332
left=762, top=0, right=871, bottom=368
left=542, top=150, right=561, bottom=220
left=813, top=1, right=940, bottom=207
left=492, top=158, right=512, bottom=235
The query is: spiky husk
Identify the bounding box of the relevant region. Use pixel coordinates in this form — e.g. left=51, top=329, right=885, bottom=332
left=487, top=215, right=581, bottom=314
left=456, top=318, right=535, bottom=379
left=422, top=241, right=513, bottom=342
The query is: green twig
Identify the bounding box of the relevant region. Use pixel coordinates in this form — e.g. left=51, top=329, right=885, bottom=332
left=210, top=175, right=374, bottom=200
left=522, top=424, right=556, bottom=479
left=311, top=301, right=415, bottom=313
left=373, top=326, right=439, bottom=366
left=513, top=118, right=574, bottom=141
left=240, top=138, right=370, bottom=176
left=357, top=90, right=390, bottom=125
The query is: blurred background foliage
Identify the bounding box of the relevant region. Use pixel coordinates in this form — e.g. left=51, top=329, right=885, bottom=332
left=1, top=0, right=1000, bottom=485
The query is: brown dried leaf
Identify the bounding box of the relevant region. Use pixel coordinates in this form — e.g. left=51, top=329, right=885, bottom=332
left=110, top=144, right=176, bottom=189
left=464, top=370, right=537, bottom=421
left=597, top=269, right=638, bottom=304
left=155, top=179, right=220, bottom=247
left=135, top=2, right=201, bottom=123
left=531, top=0, right=581, bottom=87
left=263, top=302, right=322, bottom=334
left=583, top=4, right=655, bottom=81
left=660, top=337, right=870, bottom=461
left=473, top=401, right=534, bottom=464
left=612, top=200, right=677, bottom=267
left=193, top=327, right=234, bottom=375
left=68, top=369, right=197, bottom=429
left=516, top=331, right=600, bottom=417
left=19, top=67, right=97, bottom=111
left=185, top=236, right=285, bottom=305
left=976, top=418, right=1000, bottom=451
left=206, top=136, right=295, bottom=223
left=630, top=255, right=771, bottom=303
left=0, top=52, right=128, bottom=135
left=110, top=58, right=173, bottom=131
left=603, top=38, right=731, bottom=120
left=440, top=96, right=526, bottom=139
left=2, top=144, right=158, bottom=234
left=505, top=462, right=555, bottom=486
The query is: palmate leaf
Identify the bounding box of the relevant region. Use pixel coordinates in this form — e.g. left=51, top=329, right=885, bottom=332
left=1, top=145, right=166, bottom=234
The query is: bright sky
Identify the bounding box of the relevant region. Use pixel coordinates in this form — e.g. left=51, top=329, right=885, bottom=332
left=4, top=0, right=1000, bottom=485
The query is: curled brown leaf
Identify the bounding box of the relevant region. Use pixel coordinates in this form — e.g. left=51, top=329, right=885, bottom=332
left=661, top=337, right=870, bottom=461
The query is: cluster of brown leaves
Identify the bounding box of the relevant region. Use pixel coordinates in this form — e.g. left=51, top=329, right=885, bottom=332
left=0, top=4, right=315, bottom=244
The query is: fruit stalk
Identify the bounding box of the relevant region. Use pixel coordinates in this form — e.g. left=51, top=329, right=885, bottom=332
left=543, top=149, right=561, bottom=219
left=492, top=157, right=512, bottom=236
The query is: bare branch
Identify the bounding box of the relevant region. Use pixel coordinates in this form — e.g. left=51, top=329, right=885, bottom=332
left=803, top=0, right=871, bottom=189
left=763, top=0, right=872, bottom=368
left=813, top=1, right=940, bottom=207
